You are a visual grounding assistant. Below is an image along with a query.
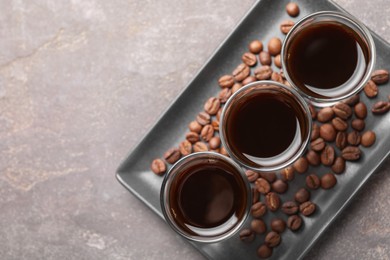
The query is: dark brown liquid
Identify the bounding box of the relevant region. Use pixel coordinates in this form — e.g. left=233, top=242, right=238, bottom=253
left=286, top=23, right=369, bottom=97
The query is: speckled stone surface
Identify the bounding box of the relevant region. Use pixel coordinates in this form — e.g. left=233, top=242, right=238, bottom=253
left=0, top=0, right=389, bottom=259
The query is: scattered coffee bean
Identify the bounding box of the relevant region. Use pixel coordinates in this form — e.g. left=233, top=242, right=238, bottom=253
left=259, top=51, right=272, bottom=65
left=254, top=65, right=273, bottom=80
left=286, top=2, right=300, bottom=17
left=306, top=150, right=320, bottom=166
left=321, top=145, right=335, bottom=166
left=271, top=71, right=284, bottom=83
left=257, top=244, right=273, bottom=259
left=320, top=123, right=336, bottom=142
left=218, top=74, right=234, bottom=88
left=179, top=140, right=192, bottom=156
left=218, top=88, right=232, bottom=104
left=231, top=82, right=243, bottom=93
left=351, top=118, right=365, bottom=131
left=188, top=120, right=202, bottom=133
left=361, top=130, right=376, bottom=147
left=271, top=218, right=286, bottom=233
left=299, top=201, right=316, bottom=216
left=252, top=187, right=260, bottom=204
left=354, top=102, right=368, bottom=119
left=371, top=69, right=389, bottom=84
left=287, top=215, right=302, bottom=231
left=251, top=219, right=267, bottom=234
left=311, top=123, right=320, bottom=140
left=259, top=172, right=277, bottom=183
left=233, top=63, right=250, bottom=82
left=200, top=124, right=214, bottom=142
left=186, top=131, right=200, bottom=143
left=209, top=136, right=221, bottom=150
left=363, top=80, right=378, bottom=98
left=266, top=192, right=280, bottom=211
left=164, top=147, right=181, bottom=164
left=248, top=40, right=263, bottom=54
left=242, top=75, right=257, bottom=85
left=204, top=97, right=220, bottom=115
left=265, top=231, right=281, bottom=248
left=281, top=166, right=295, bottom=181
left=293, top=157, right=308, bottom=174
left=317, top=107, right=334, bottom=122
left=251, top=202, right=267, bottom=218
left=193, top=142, right=208, bottom=152
left=246, top=170, right=259, bottom=182
left=242, top=52, right=257, bottom=67
left=332, top=157, right=346, bottom=174
left=343, top=95, right=360, bottom=106
left=309, top=104, right=317, bottom=120
left=216, top=108, right=222, bottom=121
left=321, top=173, right=337, bottom=189
left=196, top=111, right=211, bottom=125
left=333, top=102, right=352, bottom=120
left=211, top=120, right=219, bottom=131
left=255, top=178, right=271, bottom=194
left=311, top=137, right=325, bottom=152
left=274, top=54, right=282, bottom=68
left=272, top=179, right=288, bottom=194
left=220, top=146, right=229, bottom=156
left=239, top=229, right=255, bottom=243
left=282, top=201, right=299, bottom=215
left=372, top=101, right=390, bottom=115
left=295, top=188, right=310, bottom=203
left=306, top=174, right=320, bottom=190
left=342, top=146, right=361, bottom=161
left=268, top=37, right=282, bottom=56
left=280, top=20, right=295, bottom=34
left=347, top=131, right=361, bottom=146
left=332, top=117, right=348, bottom=131
left=335, top=131, right=347, bottom=150
left=151, top=158, right=166, bottom=175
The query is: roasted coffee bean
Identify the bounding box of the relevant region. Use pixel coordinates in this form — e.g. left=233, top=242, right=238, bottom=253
left=242, top=52, right=257, bottom=67
left=255, top=178, right=271, bottom=194
left=251, top=202, right=267, bottom=218
left=209, top=136, right=221, bottom=150
left=216, top=108, right=223, bottom=121
left=363, top=80, right=378, bottom=98
left=317, top=107, right=334, bottom=122
left=309, top=104, right=317, bottom=120
left=332, top=117, right=348, bottom=131
left=188, top=120, right=202, bottom=133
left=242, top=76, right=257, bottom=85
left=179, top=140, right=192, bottom=156
left=311, top=137, right=325, bottom=152
left=286, top=2, right=300, bottom=17
left=311, top=123, right=320, bottom=140
left=254, top=65, right=273, bottom=80
left=218, top=88, right=232, bottom=104
left=249, top=40, right=263, bottom=54
left=257, top=244, right=273, bottom=259
left=239, top=229, right=255, bottom=243
left=232, top=63, right=250, bottom=82
left=259, top=51, right=272, bottom=65
left=266, top=192, right=280, bottom=211
left=186, top=132, right=200, bottom=143
left=271, top=72, right=284, bottom=83
left=343, top=94, right=360, bottom=106
left=293, top=157, right=308, bottom=174
left=272, top=179, right=288, bottom=194
left=347, top=131, right=361, bottom=146
left=220, top=146, right=229, bottom=156
left=251, top=219, right=267, bottom=234
left=320, top=123, right=336, bottom=142
left=336, top=132, right=347, bottom=150
left=151, top=158, right=166, bottom=175
left=280, top=20, right=295, bottom=34
left=306, top=174, right=320, bottom=190
left=371, top=69, right=389, bottom=84
left=372, top=101, right=390, bottom=114
left=193, top=142, right=208, bottom=152
left=351, top=118, right=365, bottom=131
left=282, top=201, right=299, bottom=215
left=265, top=231, right=281, bottom=248
left=268, top=37, right=282, bottom=56
left=342, top=146, right=361, bottom=161
left=204, top=97, right=220, bottom=115
left=246, top=170, right=259, bottom=182
left=295, top=188, right=310, bottom=203
left=274, top=54, right=282, bottom=68
left=200, top=124, right=214, bottom=141
left=252, top=187, right=260, bottom=204
left=354, top=102, right=367, bottom=119
left=333, top=102, right=352, bottom=120
left=306, top=150, right=320, bottom=166
left=218, top=74, right=234, bottom=88
left=321, top=145, right=335, bottom=166
left=231, top=82, right=243, bottom=93
left=259, top=172, right=277, bottom=183
left=332, top=157, right=346, bottom=174
left=361, top=130, right=376, bottom=147
left=211, top=120, right=219, bottom=131
left=164, top=147, right=181, bottom=164
left=196, top=111, right=211, bottom=125
left=271, top=218, right=286, bottom=233
left=287, top=215, right=303, bottom=231
left=321, top=173, right=337, bottom=189
left=281, top=166, right=295, bottom=181
left=300, top=201, right=316, bottom=216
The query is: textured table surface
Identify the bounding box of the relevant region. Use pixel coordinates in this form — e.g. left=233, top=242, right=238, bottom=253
left=1, top=0, right=389, bottom=259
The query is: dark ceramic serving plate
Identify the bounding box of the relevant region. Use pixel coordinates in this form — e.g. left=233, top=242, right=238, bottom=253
left=116, top=0, right=390, bottom=259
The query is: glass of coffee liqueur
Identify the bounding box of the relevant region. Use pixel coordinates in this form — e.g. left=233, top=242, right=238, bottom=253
left=160, top=152, right=251, bottom=243
left=220, top=81, right=312, bottom=172
left=281, top=11, right=376, bottom=107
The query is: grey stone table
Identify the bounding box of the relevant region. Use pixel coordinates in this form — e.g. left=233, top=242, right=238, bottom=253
left=0, top=0, right=389, bottom=259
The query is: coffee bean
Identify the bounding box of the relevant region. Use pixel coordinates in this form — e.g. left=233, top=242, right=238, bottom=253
left=372, top=101, right=390, bottom=114
left=239, top=229, right=255, bottom=243
left=259, top=51, right=272, bottom=65
left=343, top=94, right=360, bottom=106
left=233, top=63, right=250, bottom=82
left=179, top=140, right=192, bottom=156
left=164, top=147, right=181, bottom=164
left=351, top=118, right=365, bottom=131
left=280, top=20, right=295, bottom=34
left=249, top=40, right=263, bottom=54
left=216, top=108, right=223, bottom=121
left=371, top=69, right=389, bottom=84
left=241, top=52, right=257, bottom=67
left=218, top=75, right=234, bottom=88
left=252, top=187, right=260, bottom=204
left=196, top=111, right=211, bottom=125
left=265, top=231, right=281, bottom=248
left=321, top=173, right=337, bottom=189
left=332, top=117, right=348, bottom=131
left=231, top=82, right=243, bottom=93
left=332, top=157, right=346, bottom=174
left=211, top=120, right=219, bottom=131
left=251, top=202, right=267, bottom=218
left=218, top=88, right=232, bottom=104
left=209, top=136, right=221, bottom=150
left=321, top=145, right=335, bottom=166
left=293, top=157, right=308, bottom=174
left=311, top=137, right=325, bottom=152
left=311, top=123, right=320, bottom=140
left=186, top=132, right=200, bottom=143
left=287, top=215, right=303, bottom=231
left=317, top=107, right=334, bottom=122
left=363, top=80, right=378, bottom=98
left=295, top=188, right=310, bottom=203
left=257, top=245, right=273, bottom=259
left=268, top=37, right=282, bottom=56
left=188, top=120, right=202, bottom=133
left=347, top=131, right=361, bottom=146
left=299, top=201, right=316, bottom=216
left=306, top=150, right=320, bottom=166
left=246, top=170, right=259, bottom=182
left=200, top=125, right=214, bottom=142
left=242, top=76, right=257, bottom=85
left=361, top=130, right=376, bottom=147
left=274, top=54, right=282, bottom=68
left=354, top=102, right=367, bottom=119
left=286, top=2, right=300, bottom=17
left=151, top=158, right=166, bottom=175
left=282, top=201, right=299, bottom=215
left=193, top=142, right=208, bottom=152
left=271, top=218, right=286, bottom=233
left=255, top=178, right=271, bottom=194
left=266, top=192, right=280, bottom=211
left=272, top=179, right=288, bottom=194
left=204, top=97, right=220, bottom=115
left=333, top=103, right=352, bottom=120
left=259, top=172, right=277, bottom=183
left=320, top=123, right=336, bottom=142
left=254, top=65, right=273, bottom=80
left=220, top=146, right=229, bottom=156
left=342, top=146, right=361, bottom=161
left=251, top=219, right=266, bottom=234
left=271, top=72, right=284, bottom=83
left=336, top=132, right=347, bottom=150
left=306, top=174, right=320, bottom=190
left=309, top=104, right=317, bottom=120
left=281, top=166, right=295, bottom=181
